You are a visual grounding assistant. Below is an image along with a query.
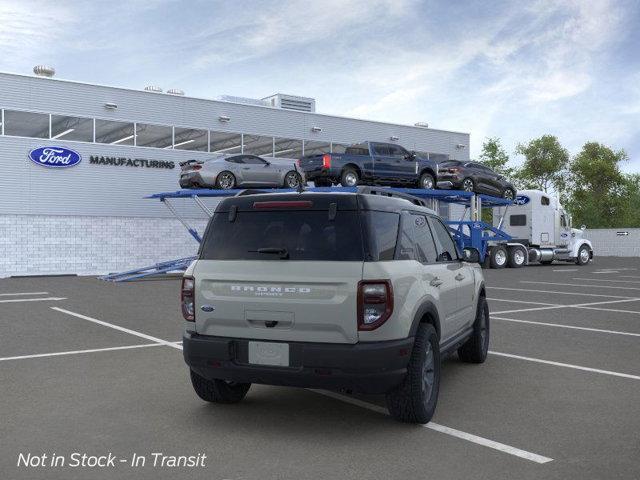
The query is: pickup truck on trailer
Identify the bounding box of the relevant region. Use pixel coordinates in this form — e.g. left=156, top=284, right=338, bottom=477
left=298, top=141, right=439, bottom=189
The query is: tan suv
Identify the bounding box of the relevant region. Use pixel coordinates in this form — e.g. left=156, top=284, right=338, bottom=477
left=182, top=188, right=489, bottom=423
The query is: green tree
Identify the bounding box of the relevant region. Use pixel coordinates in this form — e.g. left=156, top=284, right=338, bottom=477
left=478, top=137, right=515, bottom=178
left=515, top=135, right=569, bottom=193
left=566, top=142, right=628, bottom=228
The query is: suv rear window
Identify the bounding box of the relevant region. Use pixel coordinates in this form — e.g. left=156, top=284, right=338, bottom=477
left=200, top=211, right=364, bottom=261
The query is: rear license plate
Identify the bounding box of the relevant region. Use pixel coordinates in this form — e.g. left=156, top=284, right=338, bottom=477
left=248, top=341, right=289, bottom=367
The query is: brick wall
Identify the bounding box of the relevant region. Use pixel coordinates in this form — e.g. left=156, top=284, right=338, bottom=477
left=0, top=215, right=207, bottom=277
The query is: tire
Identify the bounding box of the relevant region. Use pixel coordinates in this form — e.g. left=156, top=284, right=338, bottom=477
left=190, top=369, right=250, bottom=404
left=283, top=170, right=302, bottom=189
left=489, top=245, right=508, bottom=269
left=458, top=296, right=490, bottom=363
left=461, top=178, right=475, bottom=192
left=502, top=188, right=515, bottom=200
left=215, top=171, right=236, bottom=190
left=340, top=168, right=359, bottom=187
left=386, top=323, right=440, bottom=424
left=313, top=179, right=332, bottom=187
left=507, top=246, right=526, bottom=268
left=418, top=172, right=435, bottom=190
left=576, top=245, right=591, bottom=265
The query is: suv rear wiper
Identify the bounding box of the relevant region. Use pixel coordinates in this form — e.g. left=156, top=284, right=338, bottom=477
left=249, top=247, right=290, bottom=259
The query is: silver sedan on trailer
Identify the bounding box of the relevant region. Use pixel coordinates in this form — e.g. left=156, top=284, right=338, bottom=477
left=179, top=154, right=304, bottom=190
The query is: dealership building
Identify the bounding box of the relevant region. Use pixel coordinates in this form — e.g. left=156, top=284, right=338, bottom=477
left=0, top=68, right=471, bottom=277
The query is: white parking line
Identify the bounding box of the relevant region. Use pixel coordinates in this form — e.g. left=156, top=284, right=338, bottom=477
left=492, top=298, right=640, bottom=315
left=573, top=278, right=640, bottom=284
left=0, top=343, right=162, bottom=362
left=51, top=307, right=183, bottom=350
left=575, top=305, right=640, bottom=315
left=0, top=297, right=67, bottom=304
left=520, top=281, right=640, bottom=291
left=492, top=305, right=566, bottom=315
left=488, top=298, right=559, bottom=306
left=0, top=292, right=49, bottom=296
left=488, top=286, right=638, bottom=299
left=489, top=351, right=640, bottom=381
left=310, top=390, right=553, bottom=464
left=552, top=269, right=578, bottom=272
left=492, top=316, right=640, bottom=337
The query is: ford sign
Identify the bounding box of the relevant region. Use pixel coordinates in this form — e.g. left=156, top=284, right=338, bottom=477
left=28, top=146, right=82, bottom=168
left=514, top=195, right=530, bottom=206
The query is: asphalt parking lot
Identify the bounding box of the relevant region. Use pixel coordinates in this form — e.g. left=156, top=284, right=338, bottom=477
left=1, top=257, right=639, bottom=480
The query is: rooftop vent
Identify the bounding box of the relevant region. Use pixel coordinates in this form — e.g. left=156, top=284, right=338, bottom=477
left=217, top=95, right=270, bottom=107
left=33, top=65, right=55, bottom=78
left=144, top=85, right=163, bottom=93
left=414, top=122, right=429, bottom=128
left=262, top=93, right=316, bottom=113
left=167, top=88, right=185, bottom=96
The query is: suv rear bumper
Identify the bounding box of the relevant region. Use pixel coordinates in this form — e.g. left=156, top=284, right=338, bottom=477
left=183, top=331, right=413, bottom=394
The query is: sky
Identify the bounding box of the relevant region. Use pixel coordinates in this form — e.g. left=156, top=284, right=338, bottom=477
left=1, top=0, right=639, bottom=171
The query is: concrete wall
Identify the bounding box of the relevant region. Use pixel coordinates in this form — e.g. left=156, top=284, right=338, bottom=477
left=584, top=228, right=640, bottom=257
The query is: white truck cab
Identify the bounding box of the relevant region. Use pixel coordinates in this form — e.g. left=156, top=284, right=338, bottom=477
left=493, top=189, right=593, bottom=266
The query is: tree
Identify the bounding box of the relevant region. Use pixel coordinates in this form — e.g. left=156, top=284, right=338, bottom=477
left=567, top=142, right=628, bottom=228
left=478, top=137, right=515, bottom=178
left=515, top=135, right=569, bottom=193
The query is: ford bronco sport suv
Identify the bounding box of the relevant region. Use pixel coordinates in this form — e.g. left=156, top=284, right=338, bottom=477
left=182, top=187, right=489, bottom=423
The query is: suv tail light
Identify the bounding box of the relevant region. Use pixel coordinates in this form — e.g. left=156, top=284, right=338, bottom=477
left=322, top=154, right=331, bottom=169
left=357, top=280, right=393, bottom=330
left=192, top=164, right=202, bottom=170
left=181, top=277, right=195, bottom=321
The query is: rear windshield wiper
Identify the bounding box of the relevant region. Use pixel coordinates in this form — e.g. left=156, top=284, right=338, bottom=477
left=248, top=247, right=290, bottom=259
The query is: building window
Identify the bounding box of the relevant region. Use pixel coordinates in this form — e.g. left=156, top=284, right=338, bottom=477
left=210, top=131, right=242, bottom=154
left=135, top=123, right=173, bottom=148
left=50, top=114, right=94, bottom=142
left=173, top=127, right=208, bottom=151
left=95, top=119, right=135, bottom=145
left=331, top=143, right=349, bottom=154
left=303, top=140, right=330, bottom=156
left=3, top=110, right=50, bottom=139
left=243, top=134, right=274, bottom=156
left=273, top=137, right=303, bottom=158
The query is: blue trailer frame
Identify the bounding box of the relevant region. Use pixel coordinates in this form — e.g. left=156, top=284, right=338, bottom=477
left=101, top=186, right=512, bottom=281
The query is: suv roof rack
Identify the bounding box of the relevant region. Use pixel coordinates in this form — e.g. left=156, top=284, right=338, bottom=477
left=356, top=186, right=428, bottom=207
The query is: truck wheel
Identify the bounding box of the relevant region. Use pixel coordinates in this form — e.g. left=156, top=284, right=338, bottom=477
left=190, top=370, right=251, bottom=404
left=462, top=178, right=475, bottom=192
left=576, top=245, right=591, bottom=265
left=490, top=245, right=507, bottom=269
left=458, top=296, right=489, bottom=363
left=418, top=172, right=435, bottom=189
left=507, top=246, right=526, bottom=268
left=386, top=323, right=440, bottom=424
left=340, top=168, right=359, bottom=187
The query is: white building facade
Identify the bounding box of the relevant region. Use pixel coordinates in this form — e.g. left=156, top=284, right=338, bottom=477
left=0, top=71, right=470, bottom=277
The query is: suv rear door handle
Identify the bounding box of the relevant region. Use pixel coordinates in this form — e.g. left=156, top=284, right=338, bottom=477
left=429, top=278, right=443, bottom=287
left=455, top=273, right=465, bottom=281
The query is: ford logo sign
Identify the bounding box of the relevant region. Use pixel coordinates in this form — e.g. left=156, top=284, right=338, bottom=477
left=514, top=195, right=530, bottom=206
left=28, top=146, right=82, bottom=168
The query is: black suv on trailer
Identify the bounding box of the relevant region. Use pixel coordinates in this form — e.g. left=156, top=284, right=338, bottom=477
left=437, top=160, right=516, bottom=199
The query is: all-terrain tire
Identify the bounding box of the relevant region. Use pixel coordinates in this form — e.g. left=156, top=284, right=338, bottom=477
left=458, top=296, right=490, bottom=363
left=190, top=369, right=251, bottom=404
left=418, top=172, right=435, bottom=190
left=386, top=324, right=440, bottom=424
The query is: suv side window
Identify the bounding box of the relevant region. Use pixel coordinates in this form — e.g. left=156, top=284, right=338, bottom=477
left=428, top=217, right=459, bottom=262
left=396, top=212, right=438, bottom=263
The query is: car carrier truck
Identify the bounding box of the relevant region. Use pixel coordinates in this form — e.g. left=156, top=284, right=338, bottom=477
left=486, top=189, right=593, bottom=268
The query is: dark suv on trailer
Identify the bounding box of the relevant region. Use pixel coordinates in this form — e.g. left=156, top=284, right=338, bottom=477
left=181, top=188, right=489, bottom=424
left=437, top=160, right=516, bottom=199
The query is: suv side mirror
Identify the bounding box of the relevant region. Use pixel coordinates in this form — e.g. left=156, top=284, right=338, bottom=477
left=462, top=248, right=480, bottom=263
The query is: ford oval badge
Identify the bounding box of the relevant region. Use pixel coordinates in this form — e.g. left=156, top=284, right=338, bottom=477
left=28, top=146, right=82, bottom=168
left=514, top=195, right=530, bottom=206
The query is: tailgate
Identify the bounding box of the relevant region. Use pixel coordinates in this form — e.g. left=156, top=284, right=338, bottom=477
left=193, top=261, right=362, bottom=343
